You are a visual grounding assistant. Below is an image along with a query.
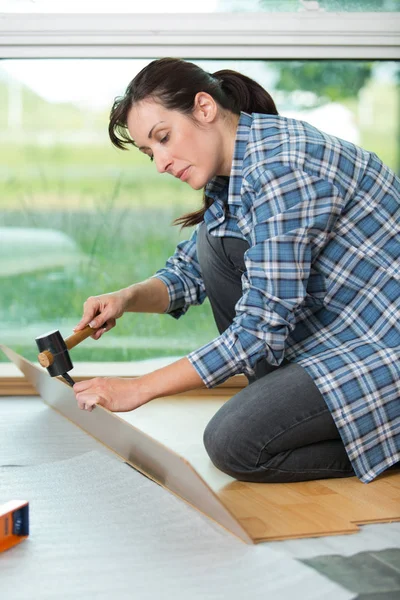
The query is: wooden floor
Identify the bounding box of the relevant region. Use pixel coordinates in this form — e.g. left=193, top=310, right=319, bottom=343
left=217, top=471, right=400, bottom=542
left=2, top=344, right=400, bottom=544
left=119, top=394, right=400, bottom=543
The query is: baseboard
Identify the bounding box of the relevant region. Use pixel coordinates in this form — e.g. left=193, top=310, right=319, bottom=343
left=0, top=361, right=248, bottom=397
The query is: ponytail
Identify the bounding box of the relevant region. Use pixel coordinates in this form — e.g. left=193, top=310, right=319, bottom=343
left=212, top=69, right=278, bottom=116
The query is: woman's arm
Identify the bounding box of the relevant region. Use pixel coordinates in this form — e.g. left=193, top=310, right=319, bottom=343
left=73, top=277, right=170, bottom=337
left=74, top=227, right=206, bottom=334
left=73, top=357, right=205, bottom=412
left=118, top=277, right=171, bottom=314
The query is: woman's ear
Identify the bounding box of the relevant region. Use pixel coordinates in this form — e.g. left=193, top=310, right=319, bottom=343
left=193, top=92, right=218, bottom=123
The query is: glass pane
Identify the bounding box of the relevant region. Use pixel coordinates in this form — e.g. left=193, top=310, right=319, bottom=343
left=2, top=0, right=399, bottom=12
left=318, top=0, right=400, bottom=10
left=1, top=58, right=399, bottom=362
left=221, top=0, right=400, bottom=11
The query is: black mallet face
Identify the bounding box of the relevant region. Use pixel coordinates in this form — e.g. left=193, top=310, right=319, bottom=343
left=35, top=330, right=73, bottom=378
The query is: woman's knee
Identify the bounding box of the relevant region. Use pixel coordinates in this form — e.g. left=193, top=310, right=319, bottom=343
left=203, top=409, right=258, bottom=478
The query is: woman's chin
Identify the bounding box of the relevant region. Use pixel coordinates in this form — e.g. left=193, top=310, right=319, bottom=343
left=187, top=177, right=203, bottom=190
left=189, top=174, right=210, bottom=190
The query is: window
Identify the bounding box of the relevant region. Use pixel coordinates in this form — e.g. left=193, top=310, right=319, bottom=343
left=1, top=6, right=398, bottom=364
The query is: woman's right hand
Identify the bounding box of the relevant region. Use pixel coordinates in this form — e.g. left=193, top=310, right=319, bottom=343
left=73, top=289, right=131, bottom=340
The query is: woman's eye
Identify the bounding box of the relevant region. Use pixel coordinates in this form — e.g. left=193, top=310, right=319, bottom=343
left=160, top=133, right=170, bottom=144
left=149, top=156, right=154, bottom=162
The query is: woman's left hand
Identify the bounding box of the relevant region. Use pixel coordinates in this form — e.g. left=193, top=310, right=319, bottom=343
left=73, top=357, right=204, bottom=413
left=73, top=377, right=149, bottom=413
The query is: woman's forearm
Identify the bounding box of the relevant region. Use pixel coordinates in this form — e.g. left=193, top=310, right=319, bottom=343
left=139, top=357, right=206, bottom=402
left=73, top=356, right=206, bottom=413
left=121, top=277, right=170, bottom=314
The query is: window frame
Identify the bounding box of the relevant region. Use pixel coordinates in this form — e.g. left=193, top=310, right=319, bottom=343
left=0, top=12, right=399, bottom=59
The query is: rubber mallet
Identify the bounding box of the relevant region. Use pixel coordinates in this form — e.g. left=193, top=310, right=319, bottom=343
left=36, top=325, right=98, bottom=387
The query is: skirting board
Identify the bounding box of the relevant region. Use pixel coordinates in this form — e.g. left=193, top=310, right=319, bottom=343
left=2, top=344, right=399, bottom=544
left=0, top=362, right=248, bottom=397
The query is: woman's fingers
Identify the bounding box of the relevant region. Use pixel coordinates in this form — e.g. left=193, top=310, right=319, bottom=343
left=76, top=391, right=99, bottom=411
left=76, top=307, right=115, bottom=333
left=75, top=381, right=103, bottom=411
left=73, top=377, right=143, bottom=413
left=90, top=318, right=116, bottom=339
left=103, top=318, right=116, bottom=332
left=74, top=292, right=125, bottom=335
left=74, top=378, right=113, bottom=412
left=75, top=298, right=113, bottom=330
left=91, top=327, right=107, bottom=340
left=73, top=378, right=102, bottom=394
left=74, top=296, right=102, bottom=331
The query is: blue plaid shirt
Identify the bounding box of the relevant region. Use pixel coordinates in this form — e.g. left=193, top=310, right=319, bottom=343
left=154, top=112, right=400, bottom=483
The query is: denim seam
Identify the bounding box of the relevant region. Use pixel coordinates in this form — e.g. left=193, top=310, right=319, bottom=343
left=258, top=464, right=354, bottom=474
left=255, top=407, right=335, bottom=468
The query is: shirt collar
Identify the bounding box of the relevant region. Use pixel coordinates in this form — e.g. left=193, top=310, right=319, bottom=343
left=204, top=175, right=229, bottom=203
left=228, top=111, right=253, bottom=205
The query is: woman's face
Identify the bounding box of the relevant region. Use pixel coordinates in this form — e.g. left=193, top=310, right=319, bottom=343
left=126, top=94, right=234, bottom=190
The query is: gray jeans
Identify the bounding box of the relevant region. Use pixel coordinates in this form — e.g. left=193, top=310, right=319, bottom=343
left=196, top=222, right=354, bottom=483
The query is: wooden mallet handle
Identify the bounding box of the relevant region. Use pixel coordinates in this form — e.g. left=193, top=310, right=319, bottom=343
left=64, top=325, right=97, bottom=350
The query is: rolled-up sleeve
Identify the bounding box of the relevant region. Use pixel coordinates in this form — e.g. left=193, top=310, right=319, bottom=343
left=152, top=226, right=207, bottom=318
left=188, top=168, right=345, bottom=387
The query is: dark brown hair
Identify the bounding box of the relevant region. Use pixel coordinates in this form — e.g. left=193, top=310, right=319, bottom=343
left=109, top=57, right=278, bottom=227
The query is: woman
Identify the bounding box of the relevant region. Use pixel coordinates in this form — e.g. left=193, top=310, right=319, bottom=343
left=73, top=57, right=400, bottom=484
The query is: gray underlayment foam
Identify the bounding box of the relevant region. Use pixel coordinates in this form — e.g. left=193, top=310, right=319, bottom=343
left=4, top=396, right=399, bottom=599
left=1, top=451, right=355, bottom=600
left=0, top=397, right=354, bottom=600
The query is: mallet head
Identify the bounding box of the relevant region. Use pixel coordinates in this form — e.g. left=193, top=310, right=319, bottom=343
left=35, top=330, right=73, bottom=378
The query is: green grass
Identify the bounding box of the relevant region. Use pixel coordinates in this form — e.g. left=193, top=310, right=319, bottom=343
left=0, top=147, right=217, bottom=363
left=0, top=143, right=203, bottom=209
left=1, top=205, right=219, bottom=362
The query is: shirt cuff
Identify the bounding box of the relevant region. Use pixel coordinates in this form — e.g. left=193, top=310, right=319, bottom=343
left=151, top=273, right=188, bottom=319
left=187, top=328, right=263, bottom=388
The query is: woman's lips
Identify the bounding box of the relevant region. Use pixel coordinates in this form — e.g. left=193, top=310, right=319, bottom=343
left=178, top=167, right=190, bottom=182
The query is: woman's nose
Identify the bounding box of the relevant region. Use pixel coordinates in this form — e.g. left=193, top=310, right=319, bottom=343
left=154, top=152, right=172, bottom=174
